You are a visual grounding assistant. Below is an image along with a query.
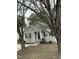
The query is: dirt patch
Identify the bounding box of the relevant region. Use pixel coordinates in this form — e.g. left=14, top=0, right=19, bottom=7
left=17, top=43, right=58, bottom=59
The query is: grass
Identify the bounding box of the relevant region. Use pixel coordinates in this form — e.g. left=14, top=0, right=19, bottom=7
left=17, top=43, right=58, bottom=59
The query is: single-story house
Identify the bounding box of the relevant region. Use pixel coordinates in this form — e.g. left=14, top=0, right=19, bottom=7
left=23, top=24, right=57, bottom=43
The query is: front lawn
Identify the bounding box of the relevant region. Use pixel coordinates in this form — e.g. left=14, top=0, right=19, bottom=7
left=17, top=43, right=58, bottom=59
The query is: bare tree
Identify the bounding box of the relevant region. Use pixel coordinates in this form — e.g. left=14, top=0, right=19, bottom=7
left=17, top=0, right=31, bottom=50
left=17, top=0, right=61, bottom=58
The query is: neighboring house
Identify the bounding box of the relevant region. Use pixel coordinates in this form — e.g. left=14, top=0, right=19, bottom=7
left=23, top=24, right=57, bottom=43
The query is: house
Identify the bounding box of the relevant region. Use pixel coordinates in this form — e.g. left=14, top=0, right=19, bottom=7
left=23, top=23, right=57, bottom=43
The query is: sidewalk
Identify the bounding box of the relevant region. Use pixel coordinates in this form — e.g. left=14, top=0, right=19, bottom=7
left=17, top=43, right=39, bottom=51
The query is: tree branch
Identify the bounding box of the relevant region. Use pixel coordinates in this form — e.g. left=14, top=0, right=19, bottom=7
left=17, top=0, right=37, bottom=13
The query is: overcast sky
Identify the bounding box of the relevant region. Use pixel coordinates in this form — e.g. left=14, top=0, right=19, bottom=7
left=25, top=9, right=34, bottom=18
left=24, top=9, right=33, bottom=25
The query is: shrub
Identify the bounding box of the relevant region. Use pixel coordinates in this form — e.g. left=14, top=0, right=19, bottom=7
left=17, top=40, right=26, bottom=44
left=48, top=41, right=53, bottom=44
left=40, top=38, right=47, bottom=44
left=23, top=40, right=26, bottom=44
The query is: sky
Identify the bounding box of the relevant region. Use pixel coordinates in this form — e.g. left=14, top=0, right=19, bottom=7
left=25, top=9, right=34, bottom=18
left=25, top=9, right=34, bottom=25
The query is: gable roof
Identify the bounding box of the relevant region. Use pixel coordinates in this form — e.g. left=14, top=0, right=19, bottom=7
left=24, top=23, right=51, bottom=33
left=24, top=25, right=41, bottom=33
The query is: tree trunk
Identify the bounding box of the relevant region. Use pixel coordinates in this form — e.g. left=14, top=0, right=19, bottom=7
left=21, top=41, right=25, bottom=50
left=19, top=33, right=25, bottom=50
left=51, top=28, right=61, bottom=59
left=56, top=35, right=61, bottom=59
left=55, top=0, right=61, bottom=59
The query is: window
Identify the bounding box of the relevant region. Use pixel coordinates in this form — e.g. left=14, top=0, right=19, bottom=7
left=38, top=32, right=40, bottom=39
left=25, top=33, right=27, bottom=38
left=35, top=32, right=37, bottom=40
left=29, top=33, right=31, bottom=38
left=43, top=32, right=46, bottom=37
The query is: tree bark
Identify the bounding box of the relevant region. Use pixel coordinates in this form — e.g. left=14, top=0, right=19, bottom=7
left=19, top=34, right=25, bottom=50
left=56, top=34, right=61, bottom=59
left=17, top=27, right=25, bottom=50
left=51, top=26, right=61, bottom=59
left=55, top=0, right=61, bottom=59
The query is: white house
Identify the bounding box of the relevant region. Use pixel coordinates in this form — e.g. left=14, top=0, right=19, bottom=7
left=23, top=24, right=57, bottom=43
